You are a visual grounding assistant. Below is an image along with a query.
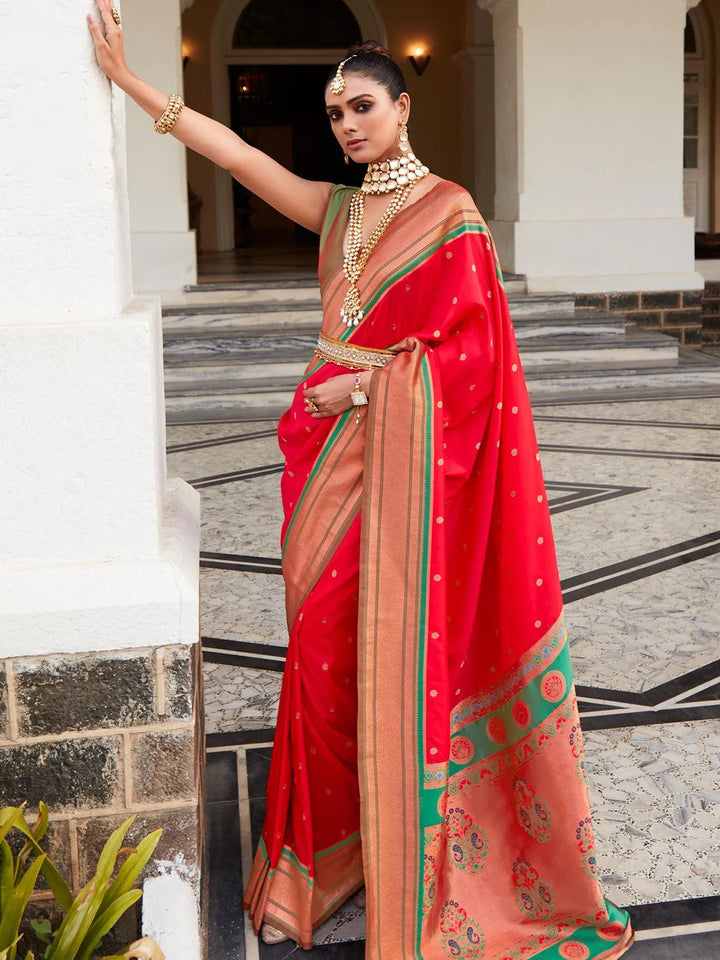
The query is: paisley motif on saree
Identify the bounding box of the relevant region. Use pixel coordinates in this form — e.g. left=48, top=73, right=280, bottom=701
left=243, top=181, right=634, bottom=959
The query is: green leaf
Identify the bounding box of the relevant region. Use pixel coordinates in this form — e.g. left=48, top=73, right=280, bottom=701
left=74, top=890, right=142, bottom=960
left=46, top=816, right=135, bottom=960
left=9, top=815, right=71, bottom=912
left=43, top=877, right=96, bottom=960
left=13, top=804, right=50, bottom=886
left=28, top=921, right=51, bottom=946
left=0, top=855, right=45, bottom=949
left=0, top=841, right=14, bottom=914
left=98, top=831, right=162, bottom=916
left=30, top=806, right=49, bottom=845
left=0, top=936, right=20, bottom=960
left=0, top=809, right=23, bottom=847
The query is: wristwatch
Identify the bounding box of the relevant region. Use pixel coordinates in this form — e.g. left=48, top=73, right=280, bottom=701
left=350, top=371, right=369, bottom=406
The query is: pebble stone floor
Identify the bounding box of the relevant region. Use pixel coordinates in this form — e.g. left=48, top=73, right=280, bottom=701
left=167, top=335, right=720, bottom=958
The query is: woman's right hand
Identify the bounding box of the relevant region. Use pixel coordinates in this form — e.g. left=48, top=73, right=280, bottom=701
left=87, top=0, right=130, bottom=83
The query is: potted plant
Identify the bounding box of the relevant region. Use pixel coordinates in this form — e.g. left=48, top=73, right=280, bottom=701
left=0, top=805, right=165, bottom=960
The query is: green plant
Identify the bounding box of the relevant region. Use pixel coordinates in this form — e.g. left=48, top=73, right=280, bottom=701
left=0, top=806, right=164, bottom=960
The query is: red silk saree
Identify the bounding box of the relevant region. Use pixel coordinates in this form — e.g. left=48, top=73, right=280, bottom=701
left=243, top=181, right=634, bottom=960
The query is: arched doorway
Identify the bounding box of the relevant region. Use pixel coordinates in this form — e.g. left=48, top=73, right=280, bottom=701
left=210, top=0, right=387, bottom=251
left=684, top=3, right=714, bottom=233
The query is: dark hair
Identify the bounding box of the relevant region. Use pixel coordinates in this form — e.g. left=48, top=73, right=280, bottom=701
left=326, top=40, right=407, bottom=100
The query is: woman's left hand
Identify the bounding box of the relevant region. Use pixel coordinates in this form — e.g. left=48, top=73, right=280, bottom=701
left=303, top=372, right=370, bottom=418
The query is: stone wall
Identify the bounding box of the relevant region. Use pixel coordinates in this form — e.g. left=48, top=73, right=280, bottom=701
left=701, top=281, right=720, bottom=346
left=0, top=643, right=204, bottom=953
left=575, top=290, right=704, bottom=347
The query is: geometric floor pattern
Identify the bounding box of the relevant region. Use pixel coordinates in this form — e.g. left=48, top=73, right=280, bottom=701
left=166, top=393, right=720, bottom=960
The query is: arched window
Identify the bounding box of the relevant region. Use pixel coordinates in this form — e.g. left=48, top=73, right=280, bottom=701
left=685, top=16, right=697, bottom=55
left=233, top=0, right=362, bottom=49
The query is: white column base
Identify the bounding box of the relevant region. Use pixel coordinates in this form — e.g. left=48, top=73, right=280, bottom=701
left=695, top=260, right=720, bottom=282
left=525, top=271, right=705, bottom=294
left=131, top=231, right=198, bottom=293
left=491, top=216, right=705, bottom=292
left=143, top=870, right=202, bottom=960
left=1, top=477, right=200, bottom=659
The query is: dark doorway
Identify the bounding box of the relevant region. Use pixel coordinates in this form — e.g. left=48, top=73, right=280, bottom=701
left=228, top=64, right=365, bottom=249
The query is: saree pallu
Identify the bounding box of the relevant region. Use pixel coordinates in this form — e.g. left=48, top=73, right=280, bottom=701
left=243, top=181, right=634, bottom=960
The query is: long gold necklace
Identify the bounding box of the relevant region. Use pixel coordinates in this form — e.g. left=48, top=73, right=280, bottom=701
left=341, top=183, right=415, bottom=326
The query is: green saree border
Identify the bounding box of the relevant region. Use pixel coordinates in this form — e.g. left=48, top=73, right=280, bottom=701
left=450, top=641, right=573, bottom=771
left=515, top=899, right=634, bottom=960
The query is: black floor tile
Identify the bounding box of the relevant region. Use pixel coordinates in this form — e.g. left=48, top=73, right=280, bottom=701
left=259, top=938, right=366, bottom=960
left=629, top=930, right=720, bottom=959
left=206, top=799, right=245, bottom=960
left=629, top=895, right=720, bottom=930
left=206, top=751, right=239, bottom=804
left=247, top=748, right=273, bottom=801
left=245, top=749, right=270, bottom=872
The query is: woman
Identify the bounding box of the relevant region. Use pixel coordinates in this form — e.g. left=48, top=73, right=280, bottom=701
left=89, top=7, right=634, bottom=958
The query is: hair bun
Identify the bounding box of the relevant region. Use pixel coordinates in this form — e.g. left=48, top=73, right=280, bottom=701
left=349, top=39, right=392, bottom=58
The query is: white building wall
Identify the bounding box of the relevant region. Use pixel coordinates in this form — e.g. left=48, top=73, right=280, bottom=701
left=481, top=0, right=705, bottom=292
left=0, top=3, right=202, bottom=952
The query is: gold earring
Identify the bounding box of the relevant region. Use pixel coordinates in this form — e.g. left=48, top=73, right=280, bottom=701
left=344, top=152, right=349, bottom=165
left=399, top=121, right=409, bottom=153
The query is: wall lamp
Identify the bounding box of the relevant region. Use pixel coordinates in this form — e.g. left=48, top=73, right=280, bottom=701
left=408, top=45, right=431, bottom=77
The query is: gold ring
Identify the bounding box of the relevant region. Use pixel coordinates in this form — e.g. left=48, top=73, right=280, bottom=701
left=306, top=399, right=318, bottom=413
left=112, top=9, right=121, bottom=25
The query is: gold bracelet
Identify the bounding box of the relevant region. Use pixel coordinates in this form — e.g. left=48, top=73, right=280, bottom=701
left=153, top=94, right=184, bottom=134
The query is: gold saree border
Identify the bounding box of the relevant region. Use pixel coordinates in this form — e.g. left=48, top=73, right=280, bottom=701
left=243, top=835, right=364, bottom=950
left=358, top=343, right=434, bottom=960
left=281, top=409, right=365, bottom=629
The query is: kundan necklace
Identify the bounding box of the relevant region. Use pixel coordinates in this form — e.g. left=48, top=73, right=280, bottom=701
left=360, top=151, right=430, bottom=195
left=341, top=153, right=430, bottom=327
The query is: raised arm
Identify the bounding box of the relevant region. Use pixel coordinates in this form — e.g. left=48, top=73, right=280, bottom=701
left=87, top=0, right=333, bottom=234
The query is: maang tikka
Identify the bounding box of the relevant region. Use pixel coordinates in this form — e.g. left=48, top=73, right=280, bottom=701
left=330, top=55, right=357, bottom=95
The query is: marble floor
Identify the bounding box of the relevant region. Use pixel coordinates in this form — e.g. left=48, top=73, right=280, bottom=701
left=166, top=390, right=720, bottom=959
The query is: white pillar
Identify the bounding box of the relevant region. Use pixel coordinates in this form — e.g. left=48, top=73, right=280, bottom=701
left=480, top=0, right=705, bottom=293
left=123, top=0, right=198, bottom=292
left=454, top=1, right=496, bottom=216
left=0, top=2, right=201, bottom=953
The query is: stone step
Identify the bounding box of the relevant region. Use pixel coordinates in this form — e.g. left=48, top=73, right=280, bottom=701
left=163, top=307, right=612, bottom=348
left=514, top=312, right=626, bottom=338
left=507, top=293, right=575, bottom=317
left=163, top=313, right=627, bottom=364
left=161, top=288, right=568, bottom=321
left=182, top=275, right=529, bottom=298
left=165, top=351, right=720, bottom=422
left=525, top=349, right=720, bottom=395
left=163, top=330, right=676, bottom=392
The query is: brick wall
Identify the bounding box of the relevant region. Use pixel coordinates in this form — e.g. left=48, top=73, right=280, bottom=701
left=575, top=290, right=704, bottom=346
left=701, top=281, right=720, bottom=346
left=0, top=643, right=204, bottom=952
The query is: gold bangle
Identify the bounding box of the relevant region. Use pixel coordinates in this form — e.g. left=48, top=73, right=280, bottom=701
left=153, top=94, right=184, bottom=134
